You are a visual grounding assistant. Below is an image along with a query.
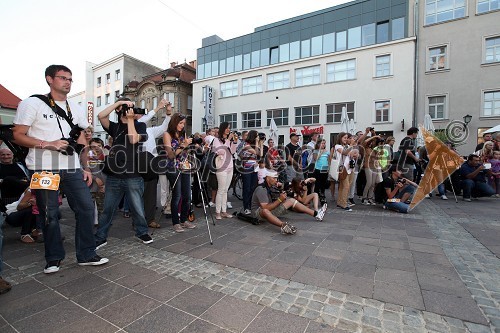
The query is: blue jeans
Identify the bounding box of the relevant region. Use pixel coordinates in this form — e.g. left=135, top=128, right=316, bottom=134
left=95, top=176, right=148, bottom=241
left=462, top=179, right=496, bottom=199
left=31, top=169, right=97, bottom=263
left=242, top=169, right=257, bottom=210
left=0, top=213, right=4, bottom=275
left=384, top=184, right=416, bottom=214
left=437, top=183, right=445, bottom=196
left=166, top=171, right=190, bottom=225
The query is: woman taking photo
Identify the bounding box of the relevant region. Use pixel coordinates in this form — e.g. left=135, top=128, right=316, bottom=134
left=212, top=122, right=238, bottom=219
left=312, top=139, right=329, bottom=202
left=361, top=135, right=382, bottom=205
left=331, top=132, right=354, bottom=211
left=290, top=177, right=320, bottom=211
left=239, top=130, right=262, bottom=215
left=163, top=113, right=196, bottom=233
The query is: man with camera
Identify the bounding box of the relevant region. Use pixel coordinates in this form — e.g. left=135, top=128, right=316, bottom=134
left=251, top=169, right=327, bottom=235
left=94, top=97, right=153, bottom=249
left=12, top=64, right=108, bottom=273
left=382, top=165, right=418, bottom=213
left=460, top=154, right=495, bottom=201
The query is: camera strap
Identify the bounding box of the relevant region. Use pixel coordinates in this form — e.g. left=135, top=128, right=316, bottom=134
left=31, top=94, right=77, bottom=137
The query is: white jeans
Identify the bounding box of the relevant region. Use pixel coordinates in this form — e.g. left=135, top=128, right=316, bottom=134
left=159, top=174, right=171, bottom=207
left=216, top=169, right=233, bottom=213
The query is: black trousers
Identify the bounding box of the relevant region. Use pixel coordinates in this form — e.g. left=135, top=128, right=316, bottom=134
left=143, top=176, right=158, bottom=223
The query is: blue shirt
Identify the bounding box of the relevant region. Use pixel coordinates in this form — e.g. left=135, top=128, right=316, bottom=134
left=314, top=150, right=330, bottom=171
left=460, top=162, right=486, bottom=182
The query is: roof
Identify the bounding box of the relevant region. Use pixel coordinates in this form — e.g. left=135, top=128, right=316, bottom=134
left=0, top=84, right=21, bottom=109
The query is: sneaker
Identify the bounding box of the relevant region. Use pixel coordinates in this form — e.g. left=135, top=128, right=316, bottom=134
left=138, top=234, right=153, bottom=244
left=0, top=277, right=12, bottom=295
left=425, top=194, right=430, bottom=199
left=348, top=198, right=356, bottom=206
left=243, top=209, right=252, bottom=215
left=215, top=213, right=222, bottom=220
left=43, top=260, right=61, bottom=274
left=463, top=198, right=472, bottom=202
left=368, top=199, right=376, bottom=206
left=362, top=199, right=370, bottom=206
left=208, top=201, right=215, bottom=207
left=281, top=223, right=296, bottom=235
left=344, top=207, right=353, bottom=212
left=226, top=202, right=233, bottom=209
left=195, top=203, right=202, bottom=208
left=316, top=203, right=328, bottom=221
left=95, top=239, right=107, bottom=250
left=441, top=195, right=448, bottom=200
left=180, top=221, right=196, bottom=229
left=78, top=255, right=109, bottom=266
left=173, top=224, right=184, bottom=233
left=221, top=212, right=234, bottom=218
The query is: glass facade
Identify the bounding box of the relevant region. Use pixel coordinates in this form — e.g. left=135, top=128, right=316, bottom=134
left=196, top=0, right=408, bottom=80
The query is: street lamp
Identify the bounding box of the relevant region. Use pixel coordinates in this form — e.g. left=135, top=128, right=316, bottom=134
left=463, top=114, right=472, bottom=129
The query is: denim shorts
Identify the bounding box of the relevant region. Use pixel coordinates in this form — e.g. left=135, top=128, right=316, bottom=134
left=255, top=203, right=288, bottom=221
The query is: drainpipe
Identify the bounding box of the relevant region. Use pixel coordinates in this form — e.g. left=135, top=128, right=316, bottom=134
left=413, top=0, right=419, bottom=127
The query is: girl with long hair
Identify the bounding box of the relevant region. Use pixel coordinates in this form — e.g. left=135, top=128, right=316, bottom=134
left=163, top=113, right=196, bottom=233
left=312, top=139, right=329, bottom=201
left=238, top=130, right=262, bottom=214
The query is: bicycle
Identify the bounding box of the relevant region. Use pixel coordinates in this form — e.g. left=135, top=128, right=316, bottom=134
left=229, top=169, right=243, bottom=200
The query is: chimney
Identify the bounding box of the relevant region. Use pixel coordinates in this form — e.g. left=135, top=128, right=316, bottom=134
left=189, top=60, right=197, bottom=68
left=170, top=62, right=177, bottom=68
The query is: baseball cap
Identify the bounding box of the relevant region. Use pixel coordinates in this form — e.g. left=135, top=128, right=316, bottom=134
left=290, top=133, right=301, bottom=138
left=263, top=169, right=279, bottom=178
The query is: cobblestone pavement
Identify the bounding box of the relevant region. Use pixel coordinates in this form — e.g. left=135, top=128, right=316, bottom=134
left=0, top=195, right=498, bottom=333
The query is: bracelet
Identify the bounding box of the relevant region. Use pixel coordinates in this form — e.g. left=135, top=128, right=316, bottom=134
left=38, top=141, right=45, bottom=149
left=278, top=198, right=282, bottom=203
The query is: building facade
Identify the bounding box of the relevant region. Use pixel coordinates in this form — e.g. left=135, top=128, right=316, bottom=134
left=415, top=0, right=500, bottom=154
left=192, top=0, right=416, bottom=148
left=0, top=84, right=21, bottom=125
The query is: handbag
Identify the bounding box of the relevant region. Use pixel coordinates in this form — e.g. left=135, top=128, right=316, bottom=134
left=338, top=164, right=348, bottom=181
left=329, top=158, right=340, bottom=181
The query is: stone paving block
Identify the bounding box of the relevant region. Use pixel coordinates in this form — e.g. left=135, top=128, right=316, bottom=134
left=376, top=255, right=415, bottom=272
left=305, top=320, right=348, bottom=332
left=379, top=240, right=410, bottom=250
left=329, top=273, right=374, bottom=298
left=414, top=261, right=459, bottom=278
left=94, top=261, right=144, bottom=281
left=115, top=267, right=163, bottom=291
left=274, top=251, right=310, bottom=266
left=343, top=251, right=378, bottom=265
left=232, top=256, right=270, bottom=272
left=378, top=247, right=413, bottom=259
left=291, top=266, right=334, bottom=288
left=319, top=240, right=351, bottom=250
left=206, top=249, right=241, bottom=266
left=375, top=267, right=419, bottom=288
left=139, top=275, right=192, bottom=302
left=246, top=307, right=309, bottom=333
left=412, top=251, right=453, bottom=266
left=72, top=282, right=132, bottom=312
left=374, top=281, right=424, bottom=310
left=201, top=295, right=263, bottom=332
left=336, top=261, right=376, bottom=279
left=349, top=243, right=379, bottom=255
left=422, top=290, right=488, bottom=325
left=259, top=261, right=299, bottom=279
left=409, top=243, right=444, bottom=255
left=95, top=292, right=161, bottom=328
left=52, top=314, right=119, bottom=333
left=380, top=233, right=408, bottom=241
left=312, top=247, right=347, bottom=261
left=0, top=288, right=65, bottom=323
left=303, top=255, right=340, bottom=272
left=417, top=272, right=471, bottom=296
left=124, top=304, right=195, bottom=333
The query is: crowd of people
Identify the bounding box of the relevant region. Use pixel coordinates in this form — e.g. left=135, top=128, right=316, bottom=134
left=0, top=63, right=498, bottom=295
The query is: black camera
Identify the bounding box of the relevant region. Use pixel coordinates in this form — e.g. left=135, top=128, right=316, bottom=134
left=349, top=159, right=356, bottom=169
left=397, top=178, right=406, bottom=184
left=60, top=126, right=85, bottom=156
left=233, top=131, right=241, bottom=137
left=189, top=134, right=203, bottom=145
left=369, top=127, right=375, bottom=131
left=258, top=132, right=266, bottom=141
left=118, top=104, right=147, bottom=117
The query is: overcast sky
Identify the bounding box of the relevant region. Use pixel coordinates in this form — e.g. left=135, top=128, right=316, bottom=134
left=1, top=0, right=347, bottom=100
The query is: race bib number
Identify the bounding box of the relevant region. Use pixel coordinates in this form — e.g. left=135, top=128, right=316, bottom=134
left=386, top=198, right=401, bottom=203
left=30, top=172, right=60, bottom=191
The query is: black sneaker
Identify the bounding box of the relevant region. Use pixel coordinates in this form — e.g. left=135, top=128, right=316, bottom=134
left=96, top=239, right=107, bottom=250
left=44, top=260, right=61, bottom=274
left=348, top=198, right=356, bottom=206
left=138, top=234, right=153, bottom=244
left=78, top=255, right=109, bottom=266
left=344, top=207, right=353, bottom=212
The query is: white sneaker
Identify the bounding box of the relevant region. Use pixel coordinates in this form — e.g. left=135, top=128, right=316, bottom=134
left=425, top=194, right=430, bottom=198
left=208, top=202, right=215, bottom=207
left=227, top=202, right=233, bottom=209
left=243, top=209, right=252, bottom=215
left=441, top=195, right=448, bottom=200
left=316, top=203, right=328, bottom=221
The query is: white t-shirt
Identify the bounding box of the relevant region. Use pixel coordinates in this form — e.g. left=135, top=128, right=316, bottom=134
left=14, top=96, right=89, bottom=170
left=334, top=144, right=344, bottom=161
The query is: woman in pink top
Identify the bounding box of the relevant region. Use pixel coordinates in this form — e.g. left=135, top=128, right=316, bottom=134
left=212, top=122, right=238, bottom=219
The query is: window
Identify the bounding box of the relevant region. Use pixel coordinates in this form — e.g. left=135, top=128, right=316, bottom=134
left=106, top=73, right=110, bottom=84
left=311, top=36, right=323, bottom=56
left=270, top=47, right=279, bottom=65
left=295, top=65, right=320, bottom=87
left=323, top=33, right=335, bottom=54
left=485, top=36, right=500, bottom=63
left=327, top=59, right=356, bottom=82
left=375, top=55, right=391, bottom=77
left=97, top=77, right=101, bottom=87
left=425, top=0, right=465, bottom=25
left=483, top=90, right=500, bottom=116
left=96, top=96, right=101, bottom=107
left=376, top=21, right=389, bottom=44
left=295, top=106, right=320, bottom=125
left=220, top=80, right=238, bottom=98
left=279, top=43, right=290, bottom=62
left=267, top=108, right=289, bottom=126
left=220, top=113, right=238, bottom=129
left=242, top=76, right=263, bottom=94
left=336, top=31, right=347, bottom=51
left=428, top=45, right=448, bottom=70
left=105, top=93, right=110, bottom=105
left=392, top=17, right=405, bottom=40
left=267, top=71, right=290, bottom=90
left=362, top=23, right=376, bottom=46
left=375, top=101, right=391, bottom=123
left=428, top=95, right=446, bottom=119
left=141, top=100, right=146, bottom=109
left=326, top=102, right=355, bottom=123
left=115, top=90, right=120, bottom=101
left=115, top=69, right=121, bottom=80
left=478, top=0, right=499, bottom=13
left=242, top=111, right=261, bottom=128
left=251, top=50, right=260, bottom=68
left=301, top=39, right=311, bottom=58
left=348, top=27, right=361, bottom=49
left=152, top=97, right=158, bottom=109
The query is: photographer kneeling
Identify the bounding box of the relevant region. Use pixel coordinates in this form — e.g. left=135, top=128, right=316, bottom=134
left=251, top=170, right=328, bottom=235
left=383, top=165, right=418, bottom=213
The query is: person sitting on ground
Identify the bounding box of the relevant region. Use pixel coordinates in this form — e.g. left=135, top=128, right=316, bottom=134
left=251, top=169, right=328, bottom=235
left=4, top=187, right=37, bottom=243
left=460, top=154, right=496, bottom=202
left=382, top=165, right=418, bottom=213
left=289, top=177, right=320, bottom=211
left=0, top=148, right=30, bottom=205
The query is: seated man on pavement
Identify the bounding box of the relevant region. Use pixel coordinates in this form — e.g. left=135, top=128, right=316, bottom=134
left=460, top=154, right=495, bottom=202
left=251, top=169, right=328, bottom=235
left=0, top=148, right=29, bottom=204
left=383, top=165, right=418, bottom=213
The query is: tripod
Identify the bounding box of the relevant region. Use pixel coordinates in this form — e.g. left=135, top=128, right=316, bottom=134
left=170, top=152, right=215, bottom=245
